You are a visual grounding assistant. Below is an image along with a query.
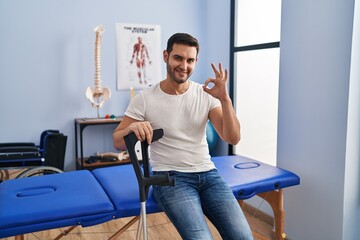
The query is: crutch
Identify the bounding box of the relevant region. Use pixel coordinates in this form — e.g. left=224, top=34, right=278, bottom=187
left=124, top=129, right=174, bottom=240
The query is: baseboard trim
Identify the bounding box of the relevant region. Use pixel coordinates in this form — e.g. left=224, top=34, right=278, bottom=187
left=242, top=202, right=274, bottom=226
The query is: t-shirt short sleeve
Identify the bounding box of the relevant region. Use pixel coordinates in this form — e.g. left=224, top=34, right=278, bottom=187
left=125, top=93, right=145, bottom=121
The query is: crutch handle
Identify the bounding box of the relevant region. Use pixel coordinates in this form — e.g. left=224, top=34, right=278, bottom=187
left=144, top=174, right=174, bottom=187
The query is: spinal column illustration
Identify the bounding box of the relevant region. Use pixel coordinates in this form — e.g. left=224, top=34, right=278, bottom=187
left=86, top=25, right=111, bottom=118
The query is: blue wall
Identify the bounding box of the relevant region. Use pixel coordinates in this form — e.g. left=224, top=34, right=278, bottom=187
left=0, top=0, right=230, bottom=170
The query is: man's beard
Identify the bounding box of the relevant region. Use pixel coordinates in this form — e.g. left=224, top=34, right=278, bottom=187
left=166, top=63, right=193, bottom=84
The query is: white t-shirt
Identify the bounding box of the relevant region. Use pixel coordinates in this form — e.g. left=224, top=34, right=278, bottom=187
left=125, top=80, right=221, bottom=172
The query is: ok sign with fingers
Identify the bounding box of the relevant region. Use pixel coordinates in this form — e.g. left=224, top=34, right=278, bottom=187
left=202, top=63, right=230, bottom=102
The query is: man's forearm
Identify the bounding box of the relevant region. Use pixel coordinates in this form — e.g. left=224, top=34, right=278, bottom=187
left=113, top=128, right=131, bottom=150
left=220, top=98, right=241, bottom=145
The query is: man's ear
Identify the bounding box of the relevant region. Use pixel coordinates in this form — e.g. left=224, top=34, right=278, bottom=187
left=163, top=50, right=168, bottom=62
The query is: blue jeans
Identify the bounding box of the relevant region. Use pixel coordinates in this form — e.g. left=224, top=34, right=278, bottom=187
left=152, top=169, right=253, bottom=240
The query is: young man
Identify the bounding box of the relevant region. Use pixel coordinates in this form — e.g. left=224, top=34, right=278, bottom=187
left=113, top=33, right=253, bottom=240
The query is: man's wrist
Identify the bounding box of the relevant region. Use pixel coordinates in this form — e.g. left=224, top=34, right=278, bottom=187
left=219, top=95, right=232, bottom=104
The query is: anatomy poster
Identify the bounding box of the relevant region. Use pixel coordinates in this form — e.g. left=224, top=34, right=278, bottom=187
left=116, top=23, right=161, bottom=90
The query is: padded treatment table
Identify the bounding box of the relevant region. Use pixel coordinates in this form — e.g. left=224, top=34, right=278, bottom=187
left=0, top=170, right=115, bottom=239
left=0, top=155, right=300, bottom=240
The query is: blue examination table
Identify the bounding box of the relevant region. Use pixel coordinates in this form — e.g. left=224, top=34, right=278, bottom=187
left=0, top=154, right=299, bottom=240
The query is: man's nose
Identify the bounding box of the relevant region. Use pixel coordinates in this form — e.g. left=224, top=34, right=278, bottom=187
left=179, top=60, right=187, bottom=69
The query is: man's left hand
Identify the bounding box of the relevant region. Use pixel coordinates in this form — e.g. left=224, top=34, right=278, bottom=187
left=202, top=63, right=230, bottom=102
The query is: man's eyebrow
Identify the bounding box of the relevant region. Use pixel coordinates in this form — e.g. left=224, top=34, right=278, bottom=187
left=172, top=55, right=195, bottom=61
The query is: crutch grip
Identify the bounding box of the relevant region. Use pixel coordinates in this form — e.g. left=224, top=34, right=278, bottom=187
left=145, top=174, right=174, bottom=187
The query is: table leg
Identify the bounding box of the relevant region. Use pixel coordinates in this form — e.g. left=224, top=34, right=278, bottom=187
left=257, top=189, right=286, bottom=240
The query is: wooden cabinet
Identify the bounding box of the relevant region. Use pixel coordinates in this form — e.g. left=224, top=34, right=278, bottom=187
left=74, top=117, right=130, bottom=170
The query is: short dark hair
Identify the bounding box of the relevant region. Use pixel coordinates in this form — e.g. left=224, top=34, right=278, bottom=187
left=166, top=33, right=199, bottom=55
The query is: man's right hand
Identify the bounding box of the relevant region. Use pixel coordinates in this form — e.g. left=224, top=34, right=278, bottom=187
left=127, top=121, right=153, bottom=144
left=113, top=117, right=153, bottom=150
